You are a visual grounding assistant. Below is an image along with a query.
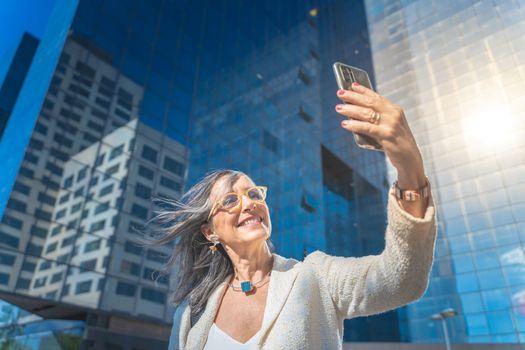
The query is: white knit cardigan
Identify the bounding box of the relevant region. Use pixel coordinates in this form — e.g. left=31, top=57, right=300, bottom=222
left=169, top=189, right=437, bottom=350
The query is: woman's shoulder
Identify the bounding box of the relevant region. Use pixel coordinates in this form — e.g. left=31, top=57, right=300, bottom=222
left=273, top=250, right=330, bottom=271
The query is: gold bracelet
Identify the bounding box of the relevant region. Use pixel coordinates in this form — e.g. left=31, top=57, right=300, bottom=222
left=392, top=176, right=430, bottom=201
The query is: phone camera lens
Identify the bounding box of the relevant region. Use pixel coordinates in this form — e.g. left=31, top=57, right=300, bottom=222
left=342, top=68, right=351, bottom=81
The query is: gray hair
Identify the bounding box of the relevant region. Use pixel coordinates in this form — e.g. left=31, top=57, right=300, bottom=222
left=143, top=169, right=275, bottom=318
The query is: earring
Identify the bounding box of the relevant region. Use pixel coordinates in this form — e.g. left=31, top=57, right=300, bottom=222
left=209, top=233, right=220, bottom=254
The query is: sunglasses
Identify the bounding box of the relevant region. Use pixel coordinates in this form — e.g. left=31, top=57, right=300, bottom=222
left=207, top=186, right=267, bottom=222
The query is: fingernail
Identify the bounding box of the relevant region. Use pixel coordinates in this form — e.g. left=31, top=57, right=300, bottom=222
left=341, top=120, right=348, bottom=126
left=336, top=104, right=343, bottom=110
left=337, top=89, right=345, bottom=96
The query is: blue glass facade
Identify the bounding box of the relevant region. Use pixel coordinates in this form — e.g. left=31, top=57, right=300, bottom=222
left=6, top=0, right=522, bottom=347
left=0, top=0, right=78, bottom=218
left=187, top=0, right=396, bottom=342
left=365, top=0, right=525, bottom=344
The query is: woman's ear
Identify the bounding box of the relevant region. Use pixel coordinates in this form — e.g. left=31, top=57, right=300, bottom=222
left=200, top=222, right=212, bottom=242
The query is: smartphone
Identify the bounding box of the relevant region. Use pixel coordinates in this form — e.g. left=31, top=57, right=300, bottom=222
left=333, top=62, right=384, bottom=152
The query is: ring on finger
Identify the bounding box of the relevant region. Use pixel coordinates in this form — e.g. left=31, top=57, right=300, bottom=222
left=370, top=111, right=382, bottom=125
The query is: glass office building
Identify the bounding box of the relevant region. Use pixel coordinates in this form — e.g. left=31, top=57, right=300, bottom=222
left=0, top=0, right=78, bottom=218
left=365, top=0, right=525, bottom=344
left=187, top=0, right=398, bottom=342
left=6, top=0, right=523, bottom=348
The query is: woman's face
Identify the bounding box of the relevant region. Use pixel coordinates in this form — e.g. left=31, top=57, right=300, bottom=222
left=203, top=175, right=272, bottom=250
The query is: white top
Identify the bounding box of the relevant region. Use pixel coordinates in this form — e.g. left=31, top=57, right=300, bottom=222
left=203, top=323, right=261, bottom=350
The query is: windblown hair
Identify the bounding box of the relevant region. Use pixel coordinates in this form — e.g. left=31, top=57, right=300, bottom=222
left=143, top=169, right=275, bottom=317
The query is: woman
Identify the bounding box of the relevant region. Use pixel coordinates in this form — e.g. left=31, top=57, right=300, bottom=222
left=161, top=83, right=437, bottom=349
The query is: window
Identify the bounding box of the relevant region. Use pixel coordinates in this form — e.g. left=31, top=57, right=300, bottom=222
left=51, top=272, right=63, bottom=284
left=38, top=192, right=56, bottom=206
left=105, top=164, right=119, bottom=177
left=163, top=156, right=183, bottom=176
left=263, top=130, right=279, bottom=153
left=67, top=219, right=77, bottom=230
left=116, top=281, right=136, bottom=297
left=34, top=122, right=48, bottom=135
left=75, top=61, right=95, bottom=78
left=97, top=278, right=105, bottom=291
left=62, top=175, right=73, bottom=188
left=30, top=225, right=48, bottom=238
left=75, top=280, right=92, bottom=294
left=142, top=267, right=167, bottom=284
left=51, top=226, right=62, bottom=236
left=55, top=209, right=66, bottom=220
left=71, top=202, right=82, bottom=214
left=80, top=259, right=97, bottom=273
left=134, top=183, right=152, bottom=199
left=124, top=241, right=142, bottom=255
left=90, top=219, right=106, bottom=232
left=140, top=287, right=166, bottom=304
left=16, top=278, right=30, bottom=289
left=64, top=94, right=86, bottom=109
left=50, top=148, right=68, bottom=161
left=141, top=145, right=158, bottom=163
left=24, top=152, right=39, bottom=164
left=298, top=103, right=314, bottom=122
left=131, top=204, right=148, bottom=220
left=138, top=165, right=154, bottom=180
left=26, top=243, right=42, bottom=256
left=146, top=250, right=165, bottom=263
left=89, top=176, right=99, bottom=187
left=85, top=239, right=101, bottom=253
left=35, top=209, right=52, bottom=221
left=109, top=144, right=125, bottom=160
left=95, top=153, right=105, bottom=167
left=2, top=215, right=23, bottom=230
left=95, top=201, right=110, bottom=215
left=301, top=190, right=317, bottom=213
left=45, top=242, right=58, bottom=254
left=42, top=177, right=60, bottom=191
left=298, top=66, right=311, bottom=85
left=91, top=107, right=107, bottom=120
left=61, top=236, right=75, bottom=247
left=54, top=130, right=75, bottom=146
left=0, top=253, right=16, bottom=266
left=99, top=184, right=114, bottom=197
left=0, top=231, right=19, bottom=248
left=59, top=193, right=70, bottom=204
left=21, top=261, right=36, bottom=272
left=7, top=198, right=27, bottom=213
left=95, top=97, right=110, bottom=109
left=115, top=108, right=130, bottom=121
left=120, top=260, right=140, bottom=276
left=111, top=214, right=119, bottom=227
left=39, top=260, right=52, bottom=271
left=159, top=176, right=181, bottom=191
left=74, top=186, right=84, bottom=198
left=33, top=277, right=47, bottom=288
left=0, top=273, right=9, bottom=285
left=101, top=76, right=115, bottom=89
left=19, top=166, right=34, bottom=178
left=62, top=284, right=70, bottom=297
left=13, top=181, right=31, bottom=195
left=77, top=167, right=88, bottom=182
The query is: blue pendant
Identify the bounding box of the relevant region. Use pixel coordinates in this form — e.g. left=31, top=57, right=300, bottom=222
left=240, top=281, right=252, bottom=292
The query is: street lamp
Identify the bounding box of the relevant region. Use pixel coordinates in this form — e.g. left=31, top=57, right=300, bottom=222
left=431, top=308, right=457, bottom=350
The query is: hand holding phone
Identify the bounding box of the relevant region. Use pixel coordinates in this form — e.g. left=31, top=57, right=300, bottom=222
left=333, top=62, right=384, bottom=152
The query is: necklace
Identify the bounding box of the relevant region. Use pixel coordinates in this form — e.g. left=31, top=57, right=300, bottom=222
left=229, top=271, right=271, bottom=293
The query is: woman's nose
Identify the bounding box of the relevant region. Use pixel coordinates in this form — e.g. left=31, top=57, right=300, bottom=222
left=240, top=194, right=257, bottom=211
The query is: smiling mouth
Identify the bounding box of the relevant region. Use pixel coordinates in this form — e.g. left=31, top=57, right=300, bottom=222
left=237, top=217, right=263, bottom=228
